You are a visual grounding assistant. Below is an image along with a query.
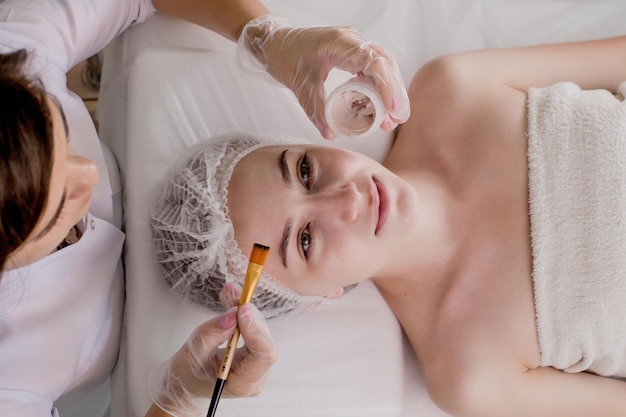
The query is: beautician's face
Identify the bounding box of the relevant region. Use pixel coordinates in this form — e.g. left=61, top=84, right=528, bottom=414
left=227, top=144, right=418, bottom=297
left=5, top=97, right=98, bottom=269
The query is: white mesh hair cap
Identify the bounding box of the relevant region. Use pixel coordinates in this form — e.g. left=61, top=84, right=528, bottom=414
left=150, top=132, right=328, bottom=319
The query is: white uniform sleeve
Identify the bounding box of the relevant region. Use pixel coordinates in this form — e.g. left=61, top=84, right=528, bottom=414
left=0, top=0, right=156, bottom=72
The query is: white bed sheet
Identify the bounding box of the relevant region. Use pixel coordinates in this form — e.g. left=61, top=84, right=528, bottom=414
left=98, top=1, right=626, bottom=416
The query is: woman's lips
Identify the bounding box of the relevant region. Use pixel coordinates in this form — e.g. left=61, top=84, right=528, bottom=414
left=374, top=178, right=389, bottom=235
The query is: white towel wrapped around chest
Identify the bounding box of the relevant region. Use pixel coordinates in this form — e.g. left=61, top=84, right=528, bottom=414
left=527, top=81, right=626, bottom=377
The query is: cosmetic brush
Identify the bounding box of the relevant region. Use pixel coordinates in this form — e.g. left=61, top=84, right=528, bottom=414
left=207, top=243, right=270, bottom=417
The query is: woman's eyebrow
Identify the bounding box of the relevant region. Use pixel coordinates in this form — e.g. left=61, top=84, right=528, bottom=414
left=277, top=149, right=294, bottom=267
left=279, top=218, right=293, bottom=268
left=35, top=190, right=67, bottom=240
left=278, top=149, right=291, bottom=185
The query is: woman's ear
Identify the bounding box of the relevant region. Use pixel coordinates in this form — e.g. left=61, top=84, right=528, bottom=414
left=323, top=287, right=345, bottom=299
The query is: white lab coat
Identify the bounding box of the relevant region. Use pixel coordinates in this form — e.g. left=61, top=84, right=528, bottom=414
left=0, top=1, right=156, bottom=416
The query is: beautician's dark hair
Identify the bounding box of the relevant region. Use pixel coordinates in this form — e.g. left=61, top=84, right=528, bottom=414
left=0, top=49, right=55, bottom=272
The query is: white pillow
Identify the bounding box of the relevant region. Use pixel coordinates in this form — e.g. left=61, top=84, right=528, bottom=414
left=118, top=48, right=428, bottom=417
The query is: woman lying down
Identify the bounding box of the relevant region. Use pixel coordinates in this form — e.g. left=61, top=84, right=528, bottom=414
left=150, top=34, right=626, bottom=416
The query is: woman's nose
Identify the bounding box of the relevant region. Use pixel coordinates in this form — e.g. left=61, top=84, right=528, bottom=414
left=66, top=148, right=99, bottom=199
left=315, top=181, right=360, bottom=223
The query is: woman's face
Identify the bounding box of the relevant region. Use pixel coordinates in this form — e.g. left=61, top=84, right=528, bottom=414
left=227, top=144, right=418, bottom=297
left=5, top=96, right=98, bottom=269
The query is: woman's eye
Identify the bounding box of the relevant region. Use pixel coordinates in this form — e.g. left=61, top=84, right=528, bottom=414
left=298, top=154, right=312, bottom=188
left=299, top=226, right=312, bottom=259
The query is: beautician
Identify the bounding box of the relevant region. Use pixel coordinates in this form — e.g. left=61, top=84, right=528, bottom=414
left=0, top=1, right=409, bottom=417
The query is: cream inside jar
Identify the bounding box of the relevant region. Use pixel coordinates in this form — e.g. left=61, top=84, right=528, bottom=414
left=325, top=76, right=384, bottom=138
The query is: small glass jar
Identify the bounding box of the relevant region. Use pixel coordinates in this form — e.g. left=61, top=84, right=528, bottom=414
left=325, top=76, right=384, bottom=138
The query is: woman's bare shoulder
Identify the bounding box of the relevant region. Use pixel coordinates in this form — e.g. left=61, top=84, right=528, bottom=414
left=386, top=53, right=527, bottom=175
left=385, top=56, right=475, bottom=173
left=396, top=54, right=480, bottom=146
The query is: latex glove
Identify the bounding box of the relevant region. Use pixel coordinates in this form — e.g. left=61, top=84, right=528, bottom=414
left=219, top=281, right=243, bottom=309
left=148, top=305, right=278, bottom=417
left=236, top=14, right=410, bottom=139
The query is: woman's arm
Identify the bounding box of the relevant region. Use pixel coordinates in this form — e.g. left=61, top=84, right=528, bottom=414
left=449, top=367, right=626, bottom=417
left=152, top=0, right=269, bottom=40
left=441, top=35, right=626, bottom=93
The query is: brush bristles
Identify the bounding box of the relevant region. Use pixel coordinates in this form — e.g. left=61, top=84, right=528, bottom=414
left=250, top=243, right=270, bottom=265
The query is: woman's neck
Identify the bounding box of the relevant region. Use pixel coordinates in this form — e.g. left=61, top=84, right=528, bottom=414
left=373, top=170, right=461, bottom=298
